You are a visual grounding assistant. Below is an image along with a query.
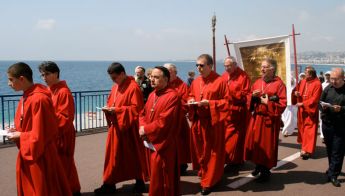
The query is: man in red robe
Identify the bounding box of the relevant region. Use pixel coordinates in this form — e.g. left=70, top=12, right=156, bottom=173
left=38, top=61, right=81, bottom=196
left=221, top=56, right=251, bottom=166
left=139, top=66, right=180, bottom=196
left=94, top=62, right=148, bottom=194
left=292, top=66, right=322, bottom=160
left=244, top=58, right=287, bottom=182
left=164, top=63, right=191, bottom=174
left=7, top=62, right=72, bottom=196
left=188, top=54, right=229, bottom=195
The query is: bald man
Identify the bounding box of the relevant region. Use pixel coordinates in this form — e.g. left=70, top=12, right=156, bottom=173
left=320, top=68, right=345, bottom=187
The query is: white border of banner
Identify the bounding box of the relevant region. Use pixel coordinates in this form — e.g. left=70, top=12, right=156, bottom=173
left=233, top=35, right=292, bottom=105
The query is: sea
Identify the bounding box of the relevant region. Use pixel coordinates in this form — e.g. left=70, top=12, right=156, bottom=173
left=1, top=60, right=345, bottom=95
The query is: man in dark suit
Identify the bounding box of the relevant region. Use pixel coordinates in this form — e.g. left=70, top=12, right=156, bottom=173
left=320, top=67, right=345, bottom=187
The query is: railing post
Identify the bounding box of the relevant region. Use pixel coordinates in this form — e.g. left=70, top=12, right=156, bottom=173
left=79, top=92, right=82, bottom=132
left=1, top=96, right=4, bottom=130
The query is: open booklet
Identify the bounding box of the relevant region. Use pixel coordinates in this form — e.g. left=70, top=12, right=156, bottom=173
left=320, top=101, right=333, bottom=108
left=143, top=140, right=156, bottom=151
left=0, top=129, right=13, bottom=137
left=185, top=101, right=200, bottom=105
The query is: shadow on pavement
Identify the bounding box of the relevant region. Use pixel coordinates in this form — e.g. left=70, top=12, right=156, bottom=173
left=81, top=184, right=148, bottom=196
left=236, top=170, right=328, bottom=192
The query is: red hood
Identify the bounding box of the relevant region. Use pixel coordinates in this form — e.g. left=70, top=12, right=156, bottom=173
left=23, top=83, right=51, bottom=98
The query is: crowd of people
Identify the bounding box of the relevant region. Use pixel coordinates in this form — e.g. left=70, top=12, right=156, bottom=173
left=4, top=54, right=345, bottom=195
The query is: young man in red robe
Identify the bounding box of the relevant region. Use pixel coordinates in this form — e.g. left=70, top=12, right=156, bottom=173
left=38, top=61, right=81, bottom=196
left=139, top=66, right=180, bottom=196
left=292, top=66, right=322, bottom=160
left=7, top=62, right=72, bottom=196
left=221, top=56, right=251, bottom=166
left=188, top=54, right=230, bottom=195
left=94, top=62, right=148, bottom=194
left=244, top=58, right=287, bottom=182
left=164, top=63, right=191, bottom=175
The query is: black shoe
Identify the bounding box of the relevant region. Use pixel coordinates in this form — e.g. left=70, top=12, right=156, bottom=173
left=72, top=192, right=82, bottom=196
left=251, top=167, right=260, bottom=177
left=133, top=179, right=146, bottom=193
left=201, top=187, right=212, bottom=195
left=180, top=163, right=188, bottom=175
left=330, top=177, right=341, bottom=187
left=94, top=184, right=116, bottom=195
left=255, top=172, right=270, bottom=183
left=301, top=153, right=310, bottom=160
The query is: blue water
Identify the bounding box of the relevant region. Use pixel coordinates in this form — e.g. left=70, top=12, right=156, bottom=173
left=0, top=60, right=202, bottom=95
left=1, top=60, right=344, bottom=95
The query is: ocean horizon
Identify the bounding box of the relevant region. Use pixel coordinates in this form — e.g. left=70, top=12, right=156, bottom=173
left=1, top=60, right=344, bottom=95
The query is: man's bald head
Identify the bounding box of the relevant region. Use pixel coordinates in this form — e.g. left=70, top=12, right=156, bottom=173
left=330, top=68, right=345, bottom=89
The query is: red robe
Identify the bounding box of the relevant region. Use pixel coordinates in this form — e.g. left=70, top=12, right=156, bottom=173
left=169, top=77, right=191, bottom=164
left=103, top=77, right=148, bottom=184
left=188, top=71, right=229, bottom=188
left=139, top=87, right=180, bottom=196
left=292, top=78, right=322, bottom=154
left=244, top=77, right=287, bottom=169
left=221, top=67, right=251, bottom=164
left=14, top=84, right=72, bottom=196
left=49, top=81, right=81, bottom=193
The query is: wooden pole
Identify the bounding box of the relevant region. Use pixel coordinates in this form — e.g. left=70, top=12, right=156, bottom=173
left=224, top=35, right=231, bottom=57
left=212, top=14, right=216, bottom=72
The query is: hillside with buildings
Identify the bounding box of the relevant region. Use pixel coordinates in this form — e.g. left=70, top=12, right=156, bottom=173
left=296, top=51, right=345, bottom=64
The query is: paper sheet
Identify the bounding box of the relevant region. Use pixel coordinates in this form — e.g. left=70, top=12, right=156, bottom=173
left=185, top=101, right=199, bottom=105
left=143, top=140, right=156, bottom=151
left=0, top=129, right=12, bottom=137
left=320, top=101, right=333, bottom=108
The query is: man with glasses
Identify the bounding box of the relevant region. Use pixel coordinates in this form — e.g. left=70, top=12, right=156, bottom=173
left=7, top=62, right=72, bottom=195
left=320, top=68, right=345, bottom=187
left=38, top=61, right=81, bottom=196
left=244, top=58, right=287, bottom=182
left=292, top=66, right=322, bottom=160
left=188, top=54, right=229, bottom=195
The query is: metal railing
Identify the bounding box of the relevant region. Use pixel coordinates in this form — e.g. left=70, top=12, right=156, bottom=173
left=1, top=90, right=110, bottom=144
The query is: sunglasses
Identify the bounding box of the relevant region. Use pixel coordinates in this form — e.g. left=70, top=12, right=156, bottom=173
left=195, top=64, right=205, bottom=68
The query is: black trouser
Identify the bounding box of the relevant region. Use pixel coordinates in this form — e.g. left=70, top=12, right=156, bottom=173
left=322, top=125, right=345, bottom=178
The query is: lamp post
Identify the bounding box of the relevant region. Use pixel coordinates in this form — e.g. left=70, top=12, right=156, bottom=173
left=212, top=14, right=216, bottom=72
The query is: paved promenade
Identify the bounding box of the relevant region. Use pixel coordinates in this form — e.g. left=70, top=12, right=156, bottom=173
left=0, top=130, right=344, bottom=196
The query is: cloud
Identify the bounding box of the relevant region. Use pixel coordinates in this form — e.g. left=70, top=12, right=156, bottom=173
left=338, top=4, right=345, bottom=13
left=35, top=19, right=56, bottom=30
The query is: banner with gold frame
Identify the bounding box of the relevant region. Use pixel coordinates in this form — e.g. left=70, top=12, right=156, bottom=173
left=233, top=35, right=292, bottom=105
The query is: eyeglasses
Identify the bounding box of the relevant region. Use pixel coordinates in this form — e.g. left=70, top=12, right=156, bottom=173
left=196, top=64, right=205, bottom=68
left=40, top=72, right=52, bottom=78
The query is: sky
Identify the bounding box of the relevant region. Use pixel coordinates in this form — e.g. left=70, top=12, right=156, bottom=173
left=0, top=0, right=344, bottom=61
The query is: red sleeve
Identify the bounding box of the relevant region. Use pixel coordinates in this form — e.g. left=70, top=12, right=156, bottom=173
left=113, top=86, right=144, bottom=130
left=20, top=97, right=57, bottom=161
left=105, top=86, right=116, bottom=126
left=302, top=81, right=322, bottom=116
left=187, top=80, right=197, bottom=121
left=231, top=75, right=251, bottom=104
left=266, top=81, right=287, bottom=117
left=55, top=90, right=74, bottom=128
left=144, top=95, right=180, bottom=143
left=209, top=80, right=230, bottom=126
left=179, top=83, right=189, bottom=114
